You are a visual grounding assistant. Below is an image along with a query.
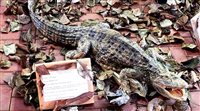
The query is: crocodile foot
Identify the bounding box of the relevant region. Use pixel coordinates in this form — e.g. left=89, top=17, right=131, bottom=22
left=65, top=50, right=85, bottom=59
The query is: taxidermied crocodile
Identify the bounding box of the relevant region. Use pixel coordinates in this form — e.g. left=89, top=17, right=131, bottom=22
left=28, top=0, right=189, bottom=101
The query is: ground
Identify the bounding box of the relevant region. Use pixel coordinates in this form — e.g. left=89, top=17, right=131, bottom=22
left=0, top=0, right=200, bottom=111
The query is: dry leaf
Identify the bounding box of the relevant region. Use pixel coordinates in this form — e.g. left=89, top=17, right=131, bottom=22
left=132, top=8, right=142, bottom=17
left=137, top=23, right=146, bottom=29
left=160, top=19, right=172, bottom=28
left=4, top=1, right=24, bottom=15
left=158, top=35, right=184, bottom=44
left=111, top=8, right=122, bottom=15
left=151, top=27, right=162, bottom=37
left=43, top=4, right=51, bottom=13
left=151, top=20, right=158, bottom=27
left=104, top=17, right=119, bottom=26
left=190, top=71, right=199, bottom=83
left=10, top=20, right=21, bottom=32
left=14, top=74, right=25, bottom=87
left=127, top=24, right=138, bottom=31
left=107, top=0, right=120, bottom=6
left=8, top=55, right=21, bottom=63
left=170, top=36, right=185, bottom=43
left=21, top=68, right=32, bottom=76
left=181, top=57, right=199, bottom=69
left=59, top=14, right=70, bottom=25
left=148, top=4, right=160, bottom=14
left=96, top=79, right=105, bottom=91
left=0, top=60, right=12, bottom=68
left=138, top=29, right=149, bottom=38
left=97, top=70, right=114, bottom=80
left=81, top=20, right=100, bottom=26
left=1, top=24, right=10, bottom=33
left=35, top=52, right=47, bottom=61
left=120, top=10, right=139, bottom=23
left=20, top=28, right=32, bottom=42
left=100, top=0, right=107, bottom=6
left=3, top=43, right=17, bottom=56
left=17, top=14, right=31, bottom=25
left=87, top=0, right=96, bottom=6
left=182, top=43, right=197, bottom=50
left=146, top=34, right=160, bottom=45
left=29, top=43, right=40, bottom=53
left=176, top=15, right=189, bottom=26
left=97, top=91, right=105, bottom=99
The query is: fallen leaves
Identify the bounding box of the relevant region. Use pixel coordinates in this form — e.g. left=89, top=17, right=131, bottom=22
left=17, top=14, right=31, bottom=25
left=3, top=43, right=17, bottom=56
left=10, top=20, right=21, bottom=32
left=0, top=60, right=12, bottom=68
left=182, top=43, right=197, bottom=50
left=1, top=19, right=22, bottom=33
left=176, top=15, right=189, bottom=26
left=20, top=28, right=33, bottom=42
left=87, top=0, right=96, bottom=6
left=160, top=19, right=173, bottom=28
left=59, top=14, right=70, bottom=25
left=181, top=57, right=200, bottom=69
left=1, top=0, right=200, bottom=110
left=1, top=23, right=10, bottom=33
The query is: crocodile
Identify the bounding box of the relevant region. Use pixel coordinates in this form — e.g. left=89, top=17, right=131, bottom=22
left=28, top=0, right=189, bottom=101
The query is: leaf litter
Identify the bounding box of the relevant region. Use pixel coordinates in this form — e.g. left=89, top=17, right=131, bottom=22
left=1, top=0, right=200, bottom=110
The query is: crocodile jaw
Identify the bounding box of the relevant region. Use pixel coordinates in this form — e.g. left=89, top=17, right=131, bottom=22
left=152, top=74, right=189, bottom=101
left=153, top=83, right=188, bottom=101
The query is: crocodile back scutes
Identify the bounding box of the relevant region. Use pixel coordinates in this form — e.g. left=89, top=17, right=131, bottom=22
left=28, top=0, right=91, bottom=46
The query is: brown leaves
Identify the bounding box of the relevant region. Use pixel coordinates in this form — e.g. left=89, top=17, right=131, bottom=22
left=20, top=28, right=33, bottom=42
left=1, top=19, right=21, bottom=33
left=3, top=1, right=24, bottom=15
left=4, top=73, right=25, bottom=88
left=10, top=20, right=22, bottom=32
left=17, top=14, right=31, bottom=25
left=3, top=43, right=17, bottom=56
left=0, top=60, right=12, bottom=69
left=1, top=23, right=10, bottom=33
left=2, top=0, right=200, bottom=109
left=86, top=0, right=96, bottom=7
left=176, top=15, right=189, bottom=26
left=160, top=19, right=173, bottom=28
left=182, top=43, right=197, bottom=50
left=59, top=14, right=70, bottom=25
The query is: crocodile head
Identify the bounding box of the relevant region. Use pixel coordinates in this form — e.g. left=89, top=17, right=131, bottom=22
left=152, top=73, right=188, bottom=101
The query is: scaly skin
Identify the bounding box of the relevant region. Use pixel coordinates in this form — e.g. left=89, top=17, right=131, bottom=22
left=28, top=0, right=189, bottom=101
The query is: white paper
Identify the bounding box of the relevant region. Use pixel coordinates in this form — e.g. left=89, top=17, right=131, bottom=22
left=191, top=12, right=200, bottom=39
left=41, top=69, right=89, bottom=102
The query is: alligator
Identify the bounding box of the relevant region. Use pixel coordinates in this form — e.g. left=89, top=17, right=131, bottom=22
left=28, top=0, right=189, bottom=101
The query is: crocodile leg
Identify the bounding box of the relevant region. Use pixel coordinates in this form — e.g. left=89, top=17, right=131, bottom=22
left=119, top=68, right=148, bottom=97
left=65, top=37, right=91, bottom=59
left=119, top=68, right=144, bottom=79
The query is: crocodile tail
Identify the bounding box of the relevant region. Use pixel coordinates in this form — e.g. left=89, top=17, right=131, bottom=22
left=28, top=0, right=88, bottom=46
